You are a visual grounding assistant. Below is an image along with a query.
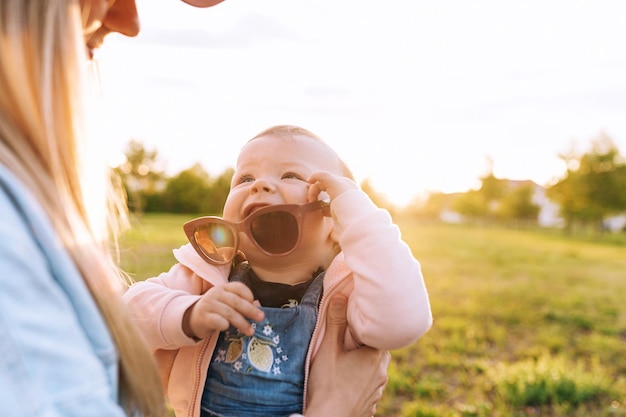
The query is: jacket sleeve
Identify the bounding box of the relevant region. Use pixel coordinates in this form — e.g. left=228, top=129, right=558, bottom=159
left=122, top=243, right=229, bottom=350
left=332, top=189, right=432, bottom=350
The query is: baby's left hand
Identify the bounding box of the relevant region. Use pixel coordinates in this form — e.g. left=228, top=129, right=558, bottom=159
left=307, top=171, right=358, bottom=203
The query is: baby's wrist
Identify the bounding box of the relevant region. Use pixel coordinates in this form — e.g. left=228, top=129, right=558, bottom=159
left=181, top=302, right=199, bottom=340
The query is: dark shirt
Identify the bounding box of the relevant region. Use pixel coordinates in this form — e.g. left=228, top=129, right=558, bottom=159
left=245, top=266, right=324, bottom=308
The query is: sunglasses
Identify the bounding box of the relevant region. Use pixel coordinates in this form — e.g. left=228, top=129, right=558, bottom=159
left=184, top=200, right=331, bottom=265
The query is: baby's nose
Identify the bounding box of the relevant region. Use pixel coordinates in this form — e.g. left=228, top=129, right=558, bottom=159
left=251, top=179, right=274, bottom=193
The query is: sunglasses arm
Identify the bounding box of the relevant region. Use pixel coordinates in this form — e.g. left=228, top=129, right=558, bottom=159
left=320, top=200, right=331, bottom=217
left=234, top=250, right=247, bottom=265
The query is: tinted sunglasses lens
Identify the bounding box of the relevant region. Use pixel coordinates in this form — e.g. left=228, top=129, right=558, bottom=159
left=250, top=211, right=299, bottom=254
left=194, top=222, right=236, bottom=263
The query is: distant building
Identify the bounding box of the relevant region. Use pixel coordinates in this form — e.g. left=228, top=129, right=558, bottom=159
left=505, top=180, right=563, bottom=228
left=603, top=214, right=626, bottom=232
left=440, top=209, right=464, bottom=224
left=437, top=179, right=626, bottom=232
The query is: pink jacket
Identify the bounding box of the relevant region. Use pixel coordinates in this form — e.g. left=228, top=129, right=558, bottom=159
left=123, top=190, right=432, bottom=417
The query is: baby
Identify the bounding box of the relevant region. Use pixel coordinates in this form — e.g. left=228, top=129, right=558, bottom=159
left=123, top=125, right=432, bottom=417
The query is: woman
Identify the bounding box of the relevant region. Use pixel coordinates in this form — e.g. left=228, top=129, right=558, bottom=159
left=0, top=1, right=388, bottom=416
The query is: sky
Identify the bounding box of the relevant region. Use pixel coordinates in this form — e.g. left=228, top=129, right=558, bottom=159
left=95, top=0, right=626, bottom=207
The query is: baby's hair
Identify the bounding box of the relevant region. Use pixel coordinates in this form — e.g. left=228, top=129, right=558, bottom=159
left=251, top=125, right=355, bottom=181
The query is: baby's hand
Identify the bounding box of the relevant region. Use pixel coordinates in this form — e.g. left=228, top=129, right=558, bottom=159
left=307, top=171, right=358, bottom=202
left=183, top=282, right=264, bottom=341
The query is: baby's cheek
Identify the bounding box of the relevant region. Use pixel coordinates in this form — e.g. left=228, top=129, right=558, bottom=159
left=304, top=183, right=317, bottom=202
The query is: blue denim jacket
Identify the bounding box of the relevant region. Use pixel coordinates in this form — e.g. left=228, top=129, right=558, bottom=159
left=0, top=164, right=127, bottom=417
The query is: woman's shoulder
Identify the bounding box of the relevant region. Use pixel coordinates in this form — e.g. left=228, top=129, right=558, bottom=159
left=0, top=163, right=89, bottom=302
left=0, top=163, right=85, bottom=294
left=0, top=164, right=47, bottom=247
left=0, top=165, right=119, bottom=398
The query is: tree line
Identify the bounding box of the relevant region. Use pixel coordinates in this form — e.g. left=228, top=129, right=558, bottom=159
left=114, top=139, right=394, bottom=217
left=114, top=140, right=231, bottom=215
left=116, top=133, right=626, bottom=232
left=412, top=133, right=626, bottom=232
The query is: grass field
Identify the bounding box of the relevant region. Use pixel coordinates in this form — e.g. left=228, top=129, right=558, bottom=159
left=119, top=213, right=626, bottom=417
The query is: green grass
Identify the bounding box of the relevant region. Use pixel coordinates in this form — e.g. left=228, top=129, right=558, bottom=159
left=119, top=214, right=626, bottom=417
left=118, top=213, right=191, bottom=281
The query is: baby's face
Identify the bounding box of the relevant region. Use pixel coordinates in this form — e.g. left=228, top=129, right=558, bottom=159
left=223, top=133, right=338, bottom=264
left=224, top=134, right=339, bottom=221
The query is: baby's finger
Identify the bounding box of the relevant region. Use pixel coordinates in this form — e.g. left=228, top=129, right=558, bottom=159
left=307, top=182, right=322, bottom=202
left=208, top=300, right=259, bottom=336
left=227, top=284, right=264, bottom=318
left=224, top=281, right=256, bottom=302
left=220, top=286, right=265, bottom=322
left=308, top=170, right=332, bottom=184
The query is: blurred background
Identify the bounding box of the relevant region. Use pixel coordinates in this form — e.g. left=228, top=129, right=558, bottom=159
left=96, top=0, right=626, bottom=208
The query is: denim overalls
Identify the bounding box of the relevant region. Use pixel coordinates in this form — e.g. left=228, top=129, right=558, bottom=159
left=201, top=263, right=324, bottom=417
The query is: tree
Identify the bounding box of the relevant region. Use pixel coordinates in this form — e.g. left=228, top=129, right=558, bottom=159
left=496, top=183, right=540, bottom=224
left=477, top=171, right=508, bottom=219
left=547, top=133, right=626, bottom=232
left=452, top=189, right=487, bottom=220
left=161, top=164, right=212, bottom=214
left=205, top=168, right=234, bottom=216
left=360, top=178, right=395, bottom=217
left=478, top=171, right=507, bottom=204
left=159, top=165, right=233, bottom=215
left=114, top=139, right=165, bottom=213
left=449, top=169, right=508, bottom=222
left=412, top=191, right=447, bottom=220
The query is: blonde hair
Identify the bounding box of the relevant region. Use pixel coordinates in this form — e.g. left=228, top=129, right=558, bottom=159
left=0, top=1, right=164, bottom=416
left=251, top=124, right=356, bottom=181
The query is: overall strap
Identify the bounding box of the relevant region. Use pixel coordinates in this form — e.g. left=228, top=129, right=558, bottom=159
left=228, top=261, right=252, bottom=285
left=299, top=270, right=325, bottom=308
